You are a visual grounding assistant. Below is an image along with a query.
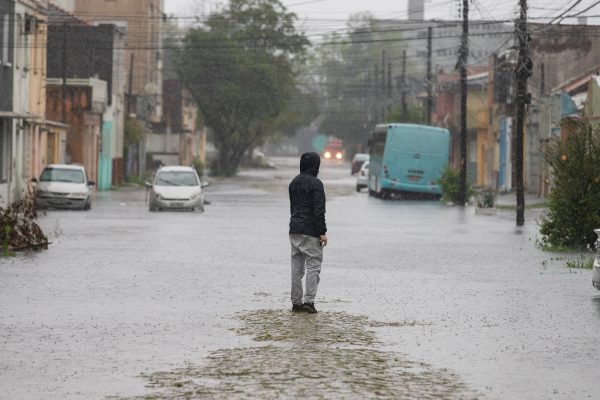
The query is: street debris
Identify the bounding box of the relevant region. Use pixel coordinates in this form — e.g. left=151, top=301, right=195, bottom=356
left=0, top=182, right=49, bottom=255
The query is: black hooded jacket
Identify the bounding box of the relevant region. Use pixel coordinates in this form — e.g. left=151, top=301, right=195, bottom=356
left=289, top=152, right=327, bottom=238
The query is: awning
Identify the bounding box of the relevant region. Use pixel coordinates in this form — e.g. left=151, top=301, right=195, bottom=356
left=0, top=113, right=70, bottom=129
left=0, top=111, right=35, bottom=119
left=42, top=120, right=69, bottom=129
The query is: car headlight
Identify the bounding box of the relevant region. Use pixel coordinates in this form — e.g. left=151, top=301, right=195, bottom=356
left=155, top=193, right=163, bottom=200
left=336, top=152, right=343, bottom=160
left=324, top=151, right=331, bottom=159
left=190, top=192, right=201, bottom=200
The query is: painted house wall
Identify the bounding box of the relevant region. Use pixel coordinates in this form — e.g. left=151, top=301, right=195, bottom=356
left=29, top=3, right=47, bottom=180
left=46, top=80, right=107, bottom=184
left=73, top=0, right=163, bottom=122
left=47, top=21, right=126, bottom=188
left=0, top=0, right=14, bottom=207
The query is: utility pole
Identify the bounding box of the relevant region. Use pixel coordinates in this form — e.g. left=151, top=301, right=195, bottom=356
left=402, top=50, right=407, bottom=116
left=367, top=70, right=372, bottom=127
left=458, top=0, right=469, bottom=206
left=61, top=23, right=67, bottom=123
left=515, top=0, right=530, bottom=226
left=127, top=53, right=135, bottom=115
left=387, top=61, right=392, bottom=115
left=426, top=26, right=433, bottom=125
left=381, top=50, right=386, bottom=121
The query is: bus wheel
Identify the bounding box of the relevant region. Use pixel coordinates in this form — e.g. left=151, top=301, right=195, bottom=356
left=381, top=189, right=391, bottom=200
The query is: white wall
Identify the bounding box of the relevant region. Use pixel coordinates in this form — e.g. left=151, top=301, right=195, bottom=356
left=50, top=0, right=75, bottom=11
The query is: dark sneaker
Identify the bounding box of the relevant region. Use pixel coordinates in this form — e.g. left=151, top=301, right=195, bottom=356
left=302, top=303, right=317, bottom=314
left=292, top=304, right=305, bottom=313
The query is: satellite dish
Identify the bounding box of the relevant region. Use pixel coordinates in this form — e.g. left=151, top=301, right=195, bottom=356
left=144, top=82, right=159, bottom=95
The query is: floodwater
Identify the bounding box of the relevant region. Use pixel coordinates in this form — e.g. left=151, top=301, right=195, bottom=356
left=1, top=158, right=599, bottom=399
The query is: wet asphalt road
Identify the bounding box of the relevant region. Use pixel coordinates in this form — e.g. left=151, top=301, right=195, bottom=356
left=1, top=158, right=599, bottom=399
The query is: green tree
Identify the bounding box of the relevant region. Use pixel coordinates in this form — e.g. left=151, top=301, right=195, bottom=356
left=385, top=105, right=426, bottom=125
left=539, top=118, right=600, bottom=249
left=176, top=0, right=309, bottom=176
left=305, top=14, right=413, bottom=154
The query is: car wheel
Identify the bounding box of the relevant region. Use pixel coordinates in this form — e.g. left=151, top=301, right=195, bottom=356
left=84, top=201, right=91, bottom=210
left=356, top=185, right=361, bottom=192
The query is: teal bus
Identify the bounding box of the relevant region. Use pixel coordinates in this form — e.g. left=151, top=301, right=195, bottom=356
left=368, top=123, right=450, bottom=199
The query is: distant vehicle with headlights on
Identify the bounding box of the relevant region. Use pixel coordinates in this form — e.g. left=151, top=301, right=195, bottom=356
left=34, top=164, right=94, bottom=210
left=356, top=161, right=369, bottom=192
left=323, top=137, right=344, bottom=162
left=147, top=166, right=205, bottom=212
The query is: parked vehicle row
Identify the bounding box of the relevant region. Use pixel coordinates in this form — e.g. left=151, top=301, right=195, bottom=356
left=32, top=164, right=208, bottom=213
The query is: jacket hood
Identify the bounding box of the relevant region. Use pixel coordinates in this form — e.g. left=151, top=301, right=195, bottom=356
left=300, top=152, right=320, bottom=176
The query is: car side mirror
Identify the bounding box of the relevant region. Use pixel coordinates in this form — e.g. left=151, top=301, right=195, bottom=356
left=88, top=181, right=96, bottom=186
left=31, top=177, right=38, bottom=183
left=201, top=180, right=210, bottom=189
left=145, top=181, right=153, bottom=188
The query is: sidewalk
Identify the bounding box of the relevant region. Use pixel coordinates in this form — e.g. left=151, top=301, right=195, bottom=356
left=495, top=191, right=546, bottom=207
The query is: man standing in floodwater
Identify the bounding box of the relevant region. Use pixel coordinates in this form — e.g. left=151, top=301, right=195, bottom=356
left=288, top=152, right=328, bottom=314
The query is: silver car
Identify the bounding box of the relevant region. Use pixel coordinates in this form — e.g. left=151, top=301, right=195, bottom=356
left=35, top=164, right=94, bottom=210
left=147, top=166, right=205, bottom=212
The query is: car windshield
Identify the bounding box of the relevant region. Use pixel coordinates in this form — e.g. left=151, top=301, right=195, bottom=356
left=155, top=171, right=198, bottom=187
left=40, top=168, right=85, bottom=183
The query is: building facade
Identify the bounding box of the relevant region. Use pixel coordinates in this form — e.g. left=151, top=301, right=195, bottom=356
left=0, top=0, right=15, bottom=207
left=47, top=3, right=127, bottom=189
left=46, top=78, right=108, bottom=184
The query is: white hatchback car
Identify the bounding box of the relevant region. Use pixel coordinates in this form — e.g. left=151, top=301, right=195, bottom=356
left=356, top=161, right=369, bottom=192
left=147, top=166, right=205, bottom=212
left=35, top=164, right=94, bottom=210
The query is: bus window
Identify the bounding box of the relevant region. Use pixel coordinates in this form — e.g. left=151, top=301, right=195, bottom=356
left=370, top=131, right=387, bottom=156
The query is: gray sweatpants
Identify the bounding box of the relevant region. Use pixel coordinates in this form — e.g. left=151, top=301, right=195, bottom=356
left=290, top=234, right=323, bottom=305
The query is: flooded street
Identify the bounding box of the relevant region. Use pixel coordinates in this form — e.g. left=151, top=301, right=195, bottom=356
left=1, top=159, right=599, bottom=399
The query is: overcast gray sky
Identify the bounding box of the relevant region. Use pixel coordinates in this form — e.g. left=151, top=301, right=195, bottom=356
left=163, top=0, right=600, bottom=34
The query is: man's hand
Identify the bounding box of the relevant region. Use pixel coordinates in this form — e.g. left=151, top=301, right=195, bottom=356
left=320, top=235, right=328, bottom=247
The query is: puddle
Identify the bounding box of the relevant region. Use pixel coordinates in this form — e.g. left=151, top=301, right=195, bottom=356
left=112, top=310, right=479, bottom=400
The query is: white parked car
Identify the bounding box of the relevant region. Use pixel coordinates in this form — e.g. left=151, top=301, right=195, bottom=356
left=35, top=164, right=94, bottom=210
left=356, top=161, right=369, bottom=192
left=147, top=166, right=205, bottom=212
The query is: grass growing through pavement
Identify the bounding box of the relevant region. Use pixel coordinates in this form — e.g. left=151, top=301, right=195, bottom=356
left=566, top=259, right=594, bottom=270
